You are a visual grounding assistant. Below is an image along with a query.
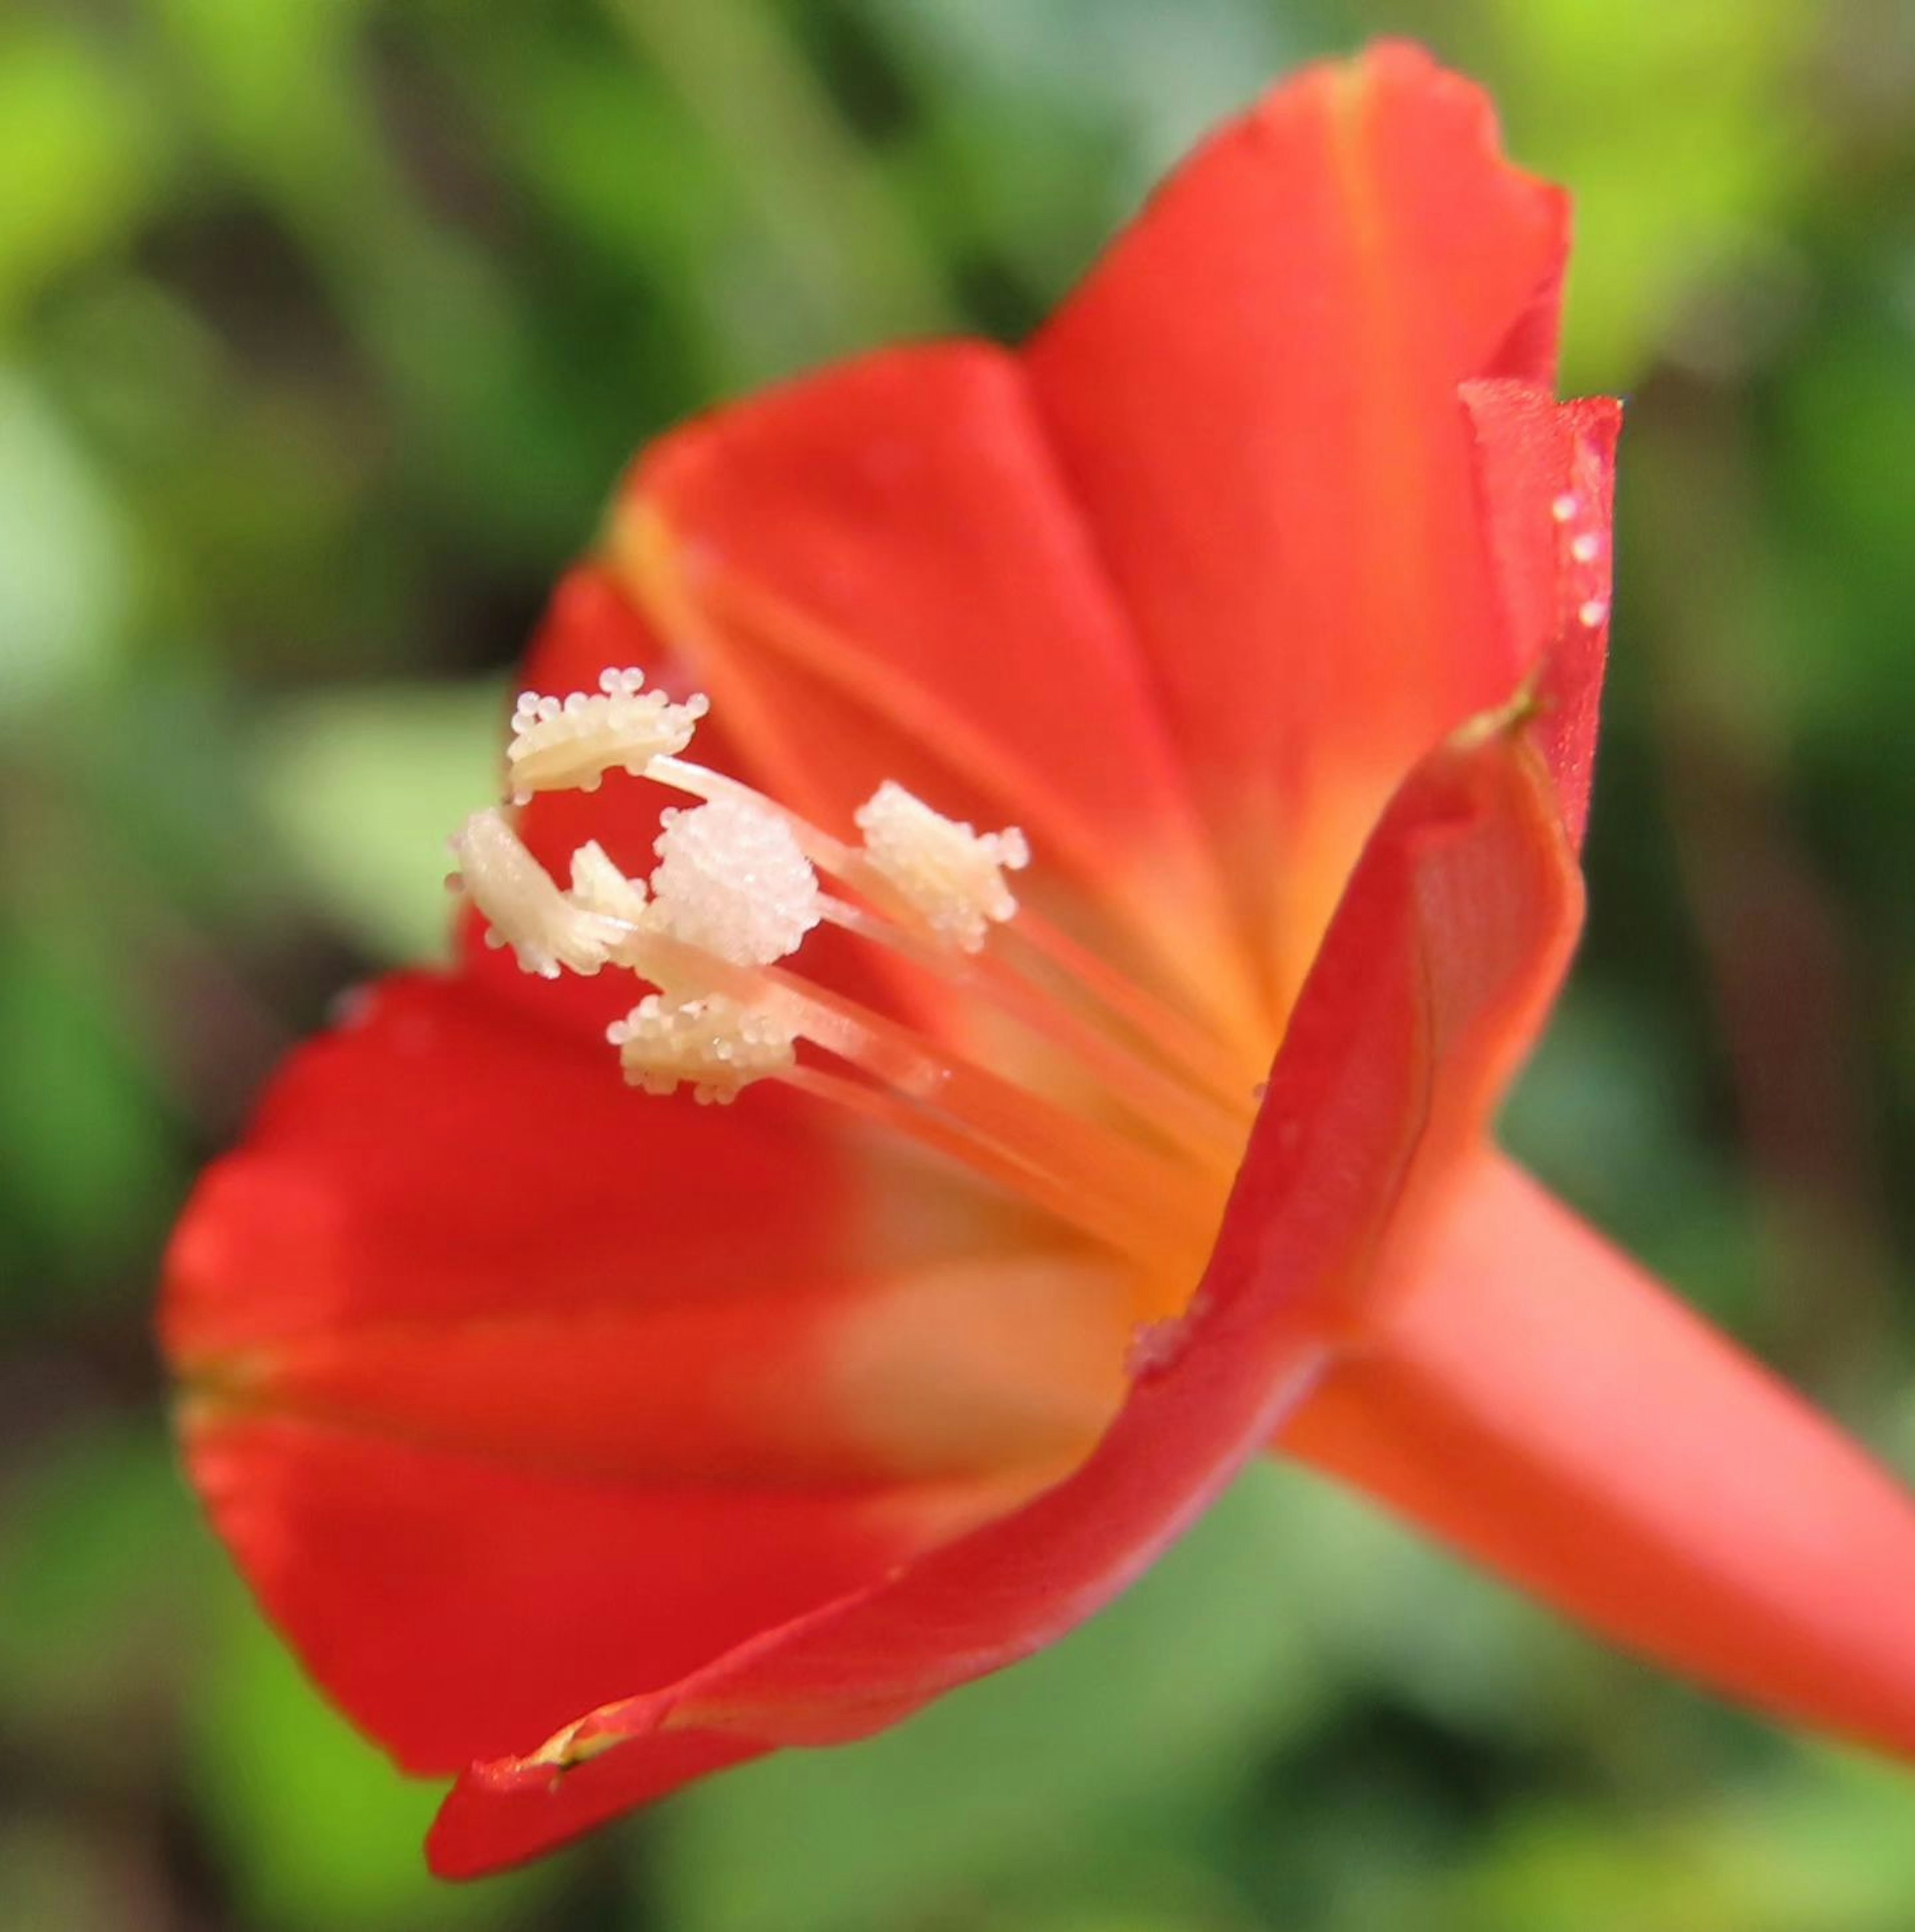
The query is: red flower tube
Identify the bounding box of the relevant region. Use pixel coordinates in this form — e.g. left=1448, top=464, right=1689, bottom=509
left=161, top=42, right=1915, bottom=1879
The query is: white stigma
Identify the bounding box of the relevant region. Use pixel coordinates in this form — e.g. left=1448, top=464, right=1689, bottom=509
left=506, top=668, right=709, bottom=805
left=607, top=991, right=796, bottom=1104
left=449, top=808, right=627, bottom=978
left=648, top=796, right=822, bottom=967
left=854, top=781, right=1029, bottom=952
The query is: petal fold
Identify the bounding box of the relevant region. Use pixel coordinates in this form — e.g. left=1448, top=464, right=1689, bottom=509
left=1462, top=381, right=1622, bottom=848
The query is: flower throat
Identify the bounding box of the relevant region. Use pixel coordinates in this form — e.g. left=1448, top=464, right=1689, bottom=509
left=450, top=668, right=1256, bottom=1268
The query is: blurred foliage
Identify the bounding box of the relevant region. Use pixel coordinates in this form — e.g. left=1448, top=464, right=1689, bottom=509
left=2, top=0, right=1915, bottom=1928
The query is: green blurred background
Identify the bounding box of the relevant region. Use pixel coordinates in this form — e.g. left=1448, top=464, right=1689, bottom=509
left=5, top=0, right=1915, bottom=1926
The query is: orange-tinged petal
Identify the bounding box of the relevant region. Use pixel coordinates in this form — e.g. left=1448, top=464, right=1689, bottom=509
left=610, top=342, right=1266, bottom=1052
left=1462, top=381, right=1622, bottom=848
left=180, top=1412, right=986, bottom=1774
left=425, top=711, right=1582, bottom=1877
left=163, top=973, right=1131, bottom=1771
left=1026, top=41, right=1570, bottom=1012
left=1281, top=1153, right=1915, bottom=1755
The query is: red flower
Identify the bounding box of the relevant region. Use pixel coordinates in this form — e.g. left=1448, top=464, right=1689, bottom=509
left=162, top=42, right=1915, bottom=1879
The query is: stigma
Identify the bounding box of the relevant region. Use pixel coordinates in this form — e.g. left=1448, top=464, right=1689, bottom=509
left=451, top=667, right=1252, bottom=1258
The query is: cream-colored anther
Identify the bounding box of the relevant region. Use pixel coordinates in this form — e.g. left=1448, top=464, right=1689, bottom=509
left=607, top=991, right=796, bottom=1103
left=449, top=809, right=625, bottom=978
left=649, top=795, right=822, bottom=967
left=854, top=781, right=1029, bottom=952
left=506, top=668, right=709, bottom=804
left=567, top=840, right=651, bottom=928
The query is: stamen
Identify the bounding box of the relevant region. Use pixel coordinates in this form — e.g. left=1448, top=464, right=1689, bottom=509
left=816, top=893, right=1249, bottom=1161
left=853, top=781, right=1028, bottom=953
left=998, top=914, right=1258, bottom=1112
left=506, top=667, right=708, bottom=804
left=568, top=840, right=651, bottom=925
left=651, top=753, right=1248, bottom=1118
left=448, top=809, right=625, bottom=978
left=453, top=672, right=1253, bottom=1258
left=648, top=754, right=859, bottom=875
left=609, top=991, right=796, bottom=1104
left=777, top=1063, right=1190, bottom=1261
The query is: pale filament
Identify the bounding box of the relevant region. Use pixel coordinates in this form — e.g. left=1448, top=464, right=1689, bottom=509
left=813, top=894, right=1249, bottom=1164
left=617, top=508, right=1265, bottom=1048
left=454, top=670, right=1254, bottom=1259
left=777, top=1064, right=1188, bottom=1263
left=604, top=924, right=1226, bottom=1251
left=649, top=753, right=1259, bottom=1126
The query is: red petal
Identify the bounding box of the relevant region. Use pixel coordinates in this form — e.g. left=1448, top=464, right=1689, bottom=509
left=163, top=973, right=1127, bottom=1771
left=180, top=1412, right=948, bottom=1774
left=1462, top=382, right=1622, bottom=848
left=1282, top=1155, right=1915, bottom=1754
left=426, top=714, right=1582, bottom=1876
left=612, top=343, right=1267, bottom=1051
left=1026, top=42, right=1571, bottom=1011
left=430, top=1730, right=767, bottom=1883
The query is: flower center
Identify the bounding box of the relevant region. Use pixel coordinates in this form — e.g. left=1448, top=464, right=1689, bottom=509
left=451, top=667, right=1258, bottom=1274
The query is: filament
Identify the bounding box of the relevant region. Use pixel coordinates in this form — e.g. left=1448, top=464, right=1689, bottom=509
left=450, top=665, right=1256, bottom=1263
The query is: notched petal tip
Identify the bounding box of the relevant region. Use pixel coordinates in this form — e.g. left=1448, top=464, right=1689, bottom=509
left=1277, top=38, right=1571, bottom=385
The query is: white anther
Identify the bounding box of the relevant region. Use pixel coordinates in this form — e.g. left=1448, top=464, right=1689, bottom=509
left=1550, top=493, right=1579, bottom=524
left=1569, top=531, right=1602, bottom=565
left=648, top=796, right=821, bottom=967
left=567, top=840, right=651, bottom=927
left=854, top=781, right=1029, bottom=953
left=506, top=668, right=709, bottom=804
left=607, top=991, right=796, bottom=1103
left=1578, top=597, right=1609, bottom=629
left=449, top=809, right=626, bottom=978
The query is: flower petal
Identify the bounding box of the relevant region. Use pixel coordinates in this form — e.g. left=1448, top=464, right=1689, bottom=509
left=178, top=1411, right=985, bottom=1775
left=162, top=972, right=1131, bottom=1771
left=1462, top=381, right=1622, bottom=848
left=1026, top=41, right=1571, bottom=1012
left=609, top=343, right=1267, bottom=1053
left=426, top=710, right=1583, bottom=1877
left=1280, top=1154, right=1915, bottom=1756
